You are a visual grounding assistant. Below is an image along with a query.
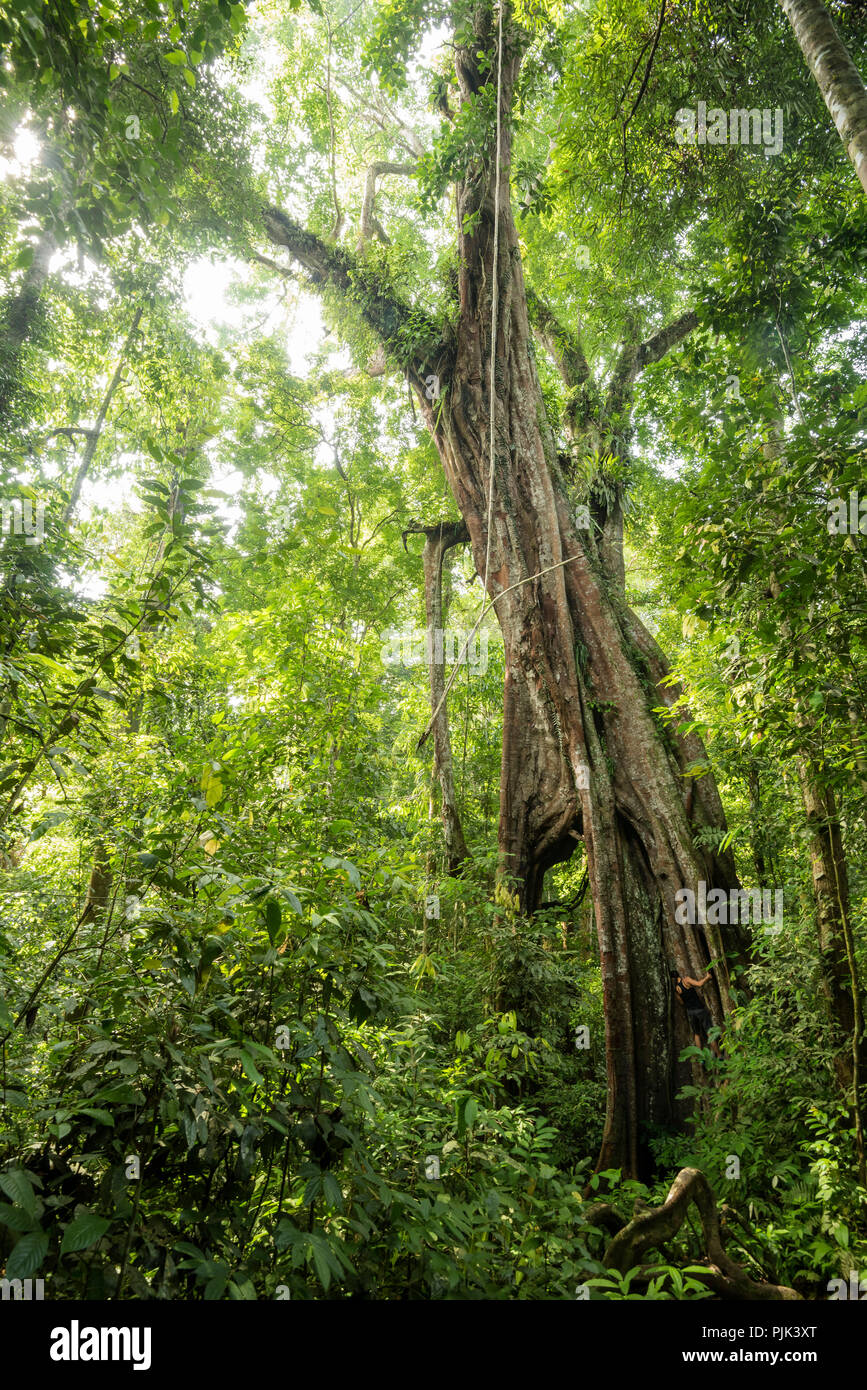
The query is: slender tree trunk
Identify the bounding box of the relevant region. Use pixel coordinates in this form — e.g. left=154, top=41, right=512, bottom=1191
left=766, top=565, right=863, bottom=1095
left=83, top=840, right=113, bottom=922
left=845, top=699, right=867, bottom=837
left=62, top=304, right=144, bottom=524
left=416, top=521, right=470, bottom=872
left=0, top=227, right=56, bottom=425
left=796, top=766, right=860, bottom=1077
left=746, top=767, right=769, bottom=884
left=779, top=0, right=867, bottom=196
left=797, top=766, right=867, bottom=1183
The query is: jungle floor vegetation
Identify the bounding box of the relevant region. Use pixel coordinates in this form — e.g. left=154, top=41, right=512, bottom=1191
left=1, top=0, right=866, bottom=1301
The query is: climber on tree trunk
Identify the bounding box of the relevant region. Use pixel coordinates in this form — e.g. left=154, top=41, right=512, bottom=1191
left=672, top=970, right=722, bottom=1059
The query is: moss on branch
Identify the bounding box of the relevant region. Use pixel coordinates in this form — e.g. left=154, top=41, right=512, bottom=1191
left=262, top=206, right=453, bottom=390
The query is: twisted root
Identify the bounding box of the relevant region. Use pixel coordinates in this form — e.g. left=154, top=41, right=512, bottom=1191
left=598, top=1168, right=801, bottom=1300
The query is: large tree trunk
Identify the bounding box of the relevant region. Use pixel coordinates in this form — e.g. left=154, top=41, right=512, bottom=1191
left=416, top=15, right=749, bottom=1175
left=261, top=9, right=750, bottom=1176
left=779, top=0, right=867, bottom=197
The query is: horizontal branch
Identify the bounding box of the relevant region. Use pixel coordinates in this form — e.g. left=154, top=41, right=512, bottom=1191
left=401, top=519, right=469, bottom=553
left=42, top=425, right=99, bottom=444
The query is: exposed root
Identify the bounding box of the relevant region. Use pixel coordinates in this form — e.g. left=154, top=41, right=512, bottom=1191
left=600, top=1167, right=802, bottom=1300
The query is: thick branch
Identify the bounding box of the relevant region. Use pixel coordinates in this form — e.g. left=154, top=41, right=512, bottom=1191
left=250, top=250, right=297, bottom=280
left=606, top=309, right=698, bottom=414
left=40, top=426, right=99, bottom=446
left=401, top=519, right=469, bottom=552
left=779, top=0, right=867, bottom=197
left=635, top=309, right=700, bottom=372
left=583, top=1202, right=626, bottom=1237
left=262, top=206, right=451, bottom=394
left=526, top=286, right=591, bottom=390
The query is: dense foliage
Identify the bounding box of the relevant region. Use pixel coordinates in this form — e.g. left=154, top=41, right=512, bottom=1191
left=1, top=0, right=866, bottom=1300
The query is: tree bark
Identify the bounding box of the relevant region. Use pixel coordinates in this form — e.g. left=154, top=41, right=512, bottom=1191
left=779, top=0, right=867, bottom=197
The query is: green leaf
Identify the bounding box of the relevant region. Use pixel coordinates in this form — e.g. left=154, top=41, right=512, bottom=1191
left=60, top=1212, right=111, bottom=1254
left=0, top=1169, right=38, bottom=1215
left=0, top=1201, right=37, bottom=1233
left=227, top=1276, right=258, bottom=1299
left=265, top=897, right=283, bottom=945
left=312, top=1240, right=331, bottom=1290
left=322, top=1172, right=343, bottom=1208
left=238, top=1050, right=264, bottom=1085
left=6, top=1230, right=48, bottom=1278
left=204, top=1268, right=229, bottom=1299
